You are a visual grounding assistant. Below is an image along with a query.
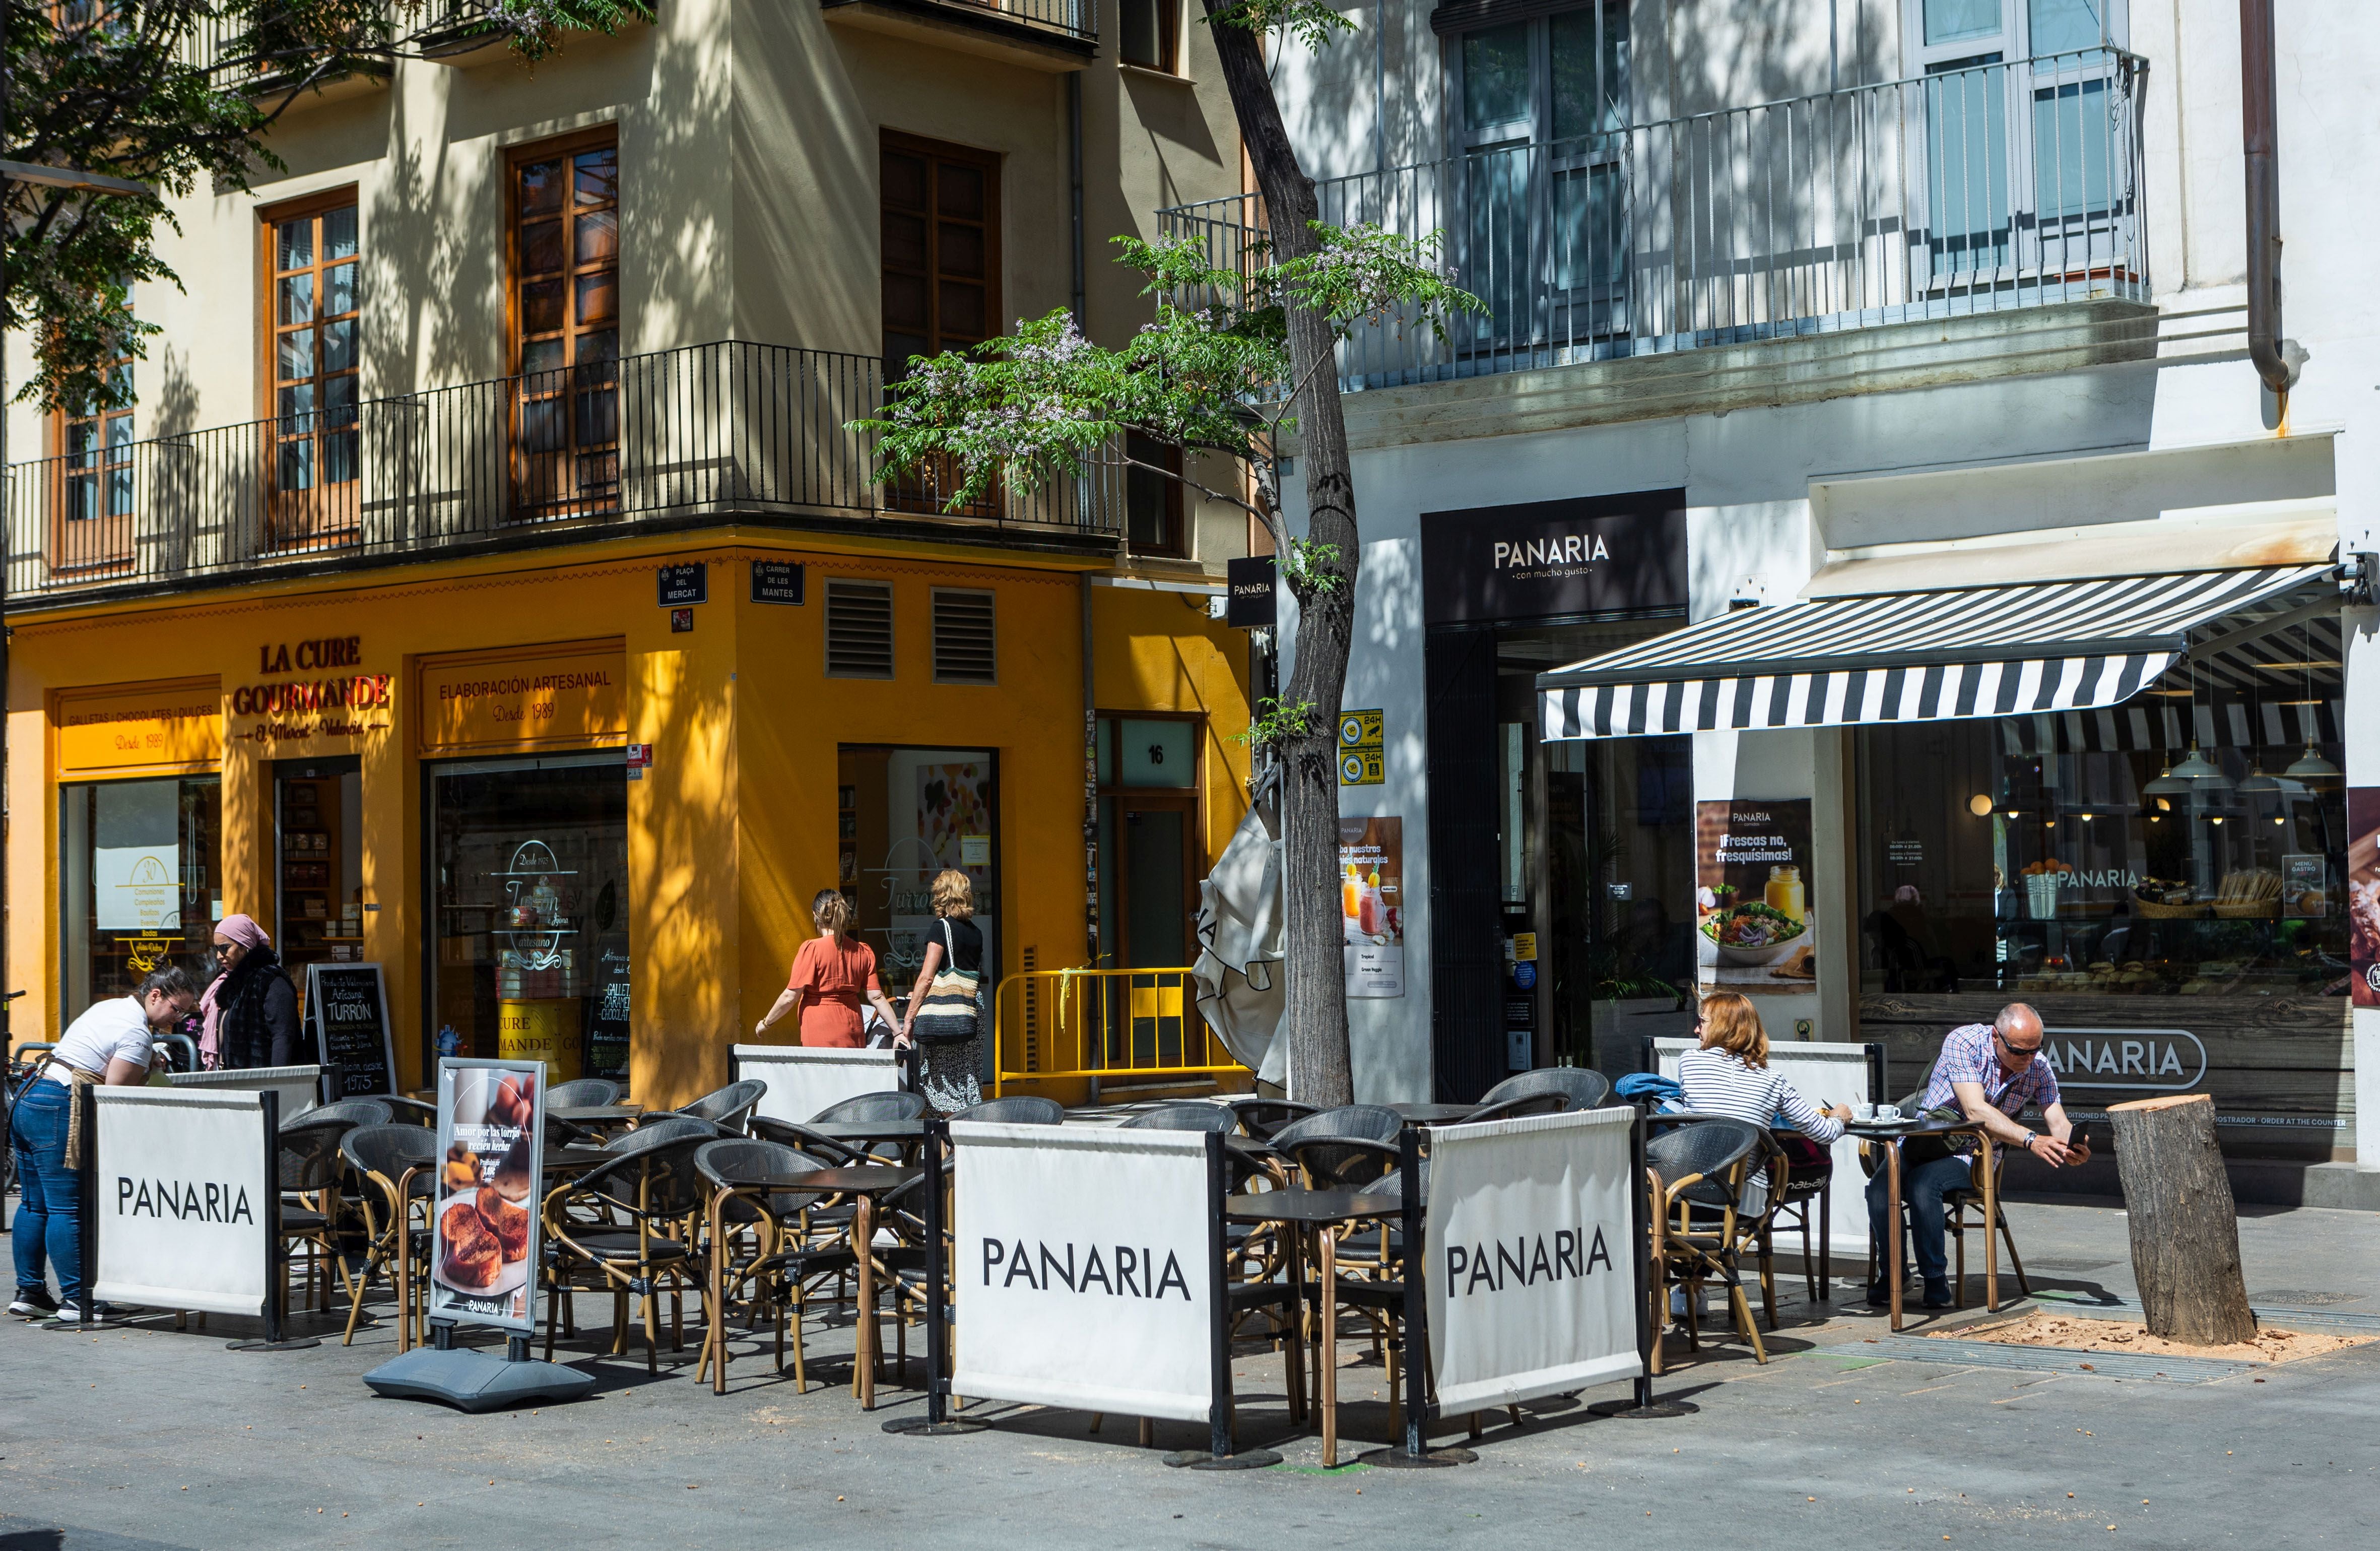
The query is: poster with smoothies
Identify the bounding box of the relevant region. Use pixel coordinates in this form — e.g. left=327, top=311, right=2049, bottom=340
left=1695, top=800, right=1816, bottom=994
left=1340, top=816, right=1405, bottom=998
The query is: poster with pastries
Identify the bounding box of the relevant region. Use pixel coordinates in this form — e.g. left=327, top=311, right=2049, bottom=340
left=429, top=1058, right=546, bottom=1332
left=1695, top=800, right=1817, bottom=995
left=2348, top=789, right=2380, bottom=1009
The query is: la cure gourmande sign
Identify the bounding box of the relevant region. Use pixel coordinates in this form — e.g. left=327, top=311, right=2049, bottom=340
left=232, top=635, right=393, bottom=745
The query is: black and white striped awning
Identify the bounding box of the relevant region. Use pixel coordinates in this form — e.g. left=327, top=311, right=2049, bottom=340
left=1538, top=564, right=2337, bottom=740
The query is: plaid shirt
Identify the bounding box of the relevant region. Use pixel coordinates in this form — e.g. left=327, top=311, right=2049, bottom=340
left=1920, top=1023, right=2061, bottom=1147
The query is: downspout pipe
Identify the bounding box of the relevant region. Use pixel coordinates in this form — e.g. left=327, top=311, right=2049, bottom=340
left=1068, top=71, right=1087, bottom=330
left=2241, top=0, right=2304, bottom=400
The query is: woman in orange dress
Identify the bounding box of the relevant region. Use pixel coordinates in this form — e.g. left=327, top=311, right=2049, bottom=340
left=754, top=889, right=902, bottom=1047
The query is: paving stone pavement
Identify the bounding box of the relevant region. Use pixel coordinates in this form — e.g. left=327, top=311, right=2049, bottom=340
left=3, top=1194, right=2375, bottom=1549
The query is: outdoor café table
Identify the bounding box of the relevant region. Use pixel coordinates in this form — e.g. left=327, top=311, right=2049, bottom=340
left=1386, top=1102, right=1476, bottom=1125
left=1845, top=1116, right=2000, bottom=1331
left=548, top=1105, right=640, bottom=1147
left=1225, top=1186, right=1403, bottom=1466
left=786, top=1164, right=924, bottom=1409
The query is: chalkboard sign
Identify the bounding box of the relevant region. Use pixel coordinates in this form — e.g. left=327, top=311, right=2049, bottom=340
left=306, top=962, right=396, bottom=1097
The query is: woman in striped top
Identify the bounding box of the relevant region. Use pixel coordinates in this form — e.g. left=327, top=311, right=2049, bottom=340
left=1677, top=992, right=1850, bottom=1144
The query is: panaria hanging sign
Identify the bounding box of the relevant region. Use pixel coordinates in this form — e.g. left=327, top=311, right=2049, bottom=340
left=231, top=636, right=392, bottom=743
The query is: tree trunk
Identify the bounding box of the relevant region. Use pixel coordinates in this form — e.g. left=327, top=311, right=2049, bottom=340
left=1203, top=5, right=1356, bottom=1107
left=2107, top=1094, right=2257, bottom=1346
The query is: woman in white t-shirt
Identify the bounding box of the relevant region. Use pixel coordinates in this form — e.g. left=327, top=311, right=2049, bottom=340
left=10, top=968, right=197, bottom=1321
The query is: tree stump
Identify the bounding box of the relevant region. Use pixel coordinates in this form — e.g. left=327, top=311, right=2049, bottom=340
left=2108, top=1094, right=2256, bottom=1346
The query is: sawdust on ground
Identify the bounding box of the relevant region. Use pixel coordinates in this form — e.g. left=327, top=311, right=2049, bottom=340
left=1934, top=1309, right=2371, bottom=1365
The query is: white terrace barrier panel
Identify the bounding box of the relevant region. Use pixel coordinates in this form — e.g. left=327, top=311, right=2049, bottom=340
left=91, top=1087, right=277, bottom=1318
left=1653, top=1037, right=1882, bottom=1257
left=1424, top=1106, right=1643, bottom=1412
left=951, top=1123, right=1223, bottom=1425
left=733, top=1044, right=904, bottom=1126
left=166, top=1063, right=323, bottom=1120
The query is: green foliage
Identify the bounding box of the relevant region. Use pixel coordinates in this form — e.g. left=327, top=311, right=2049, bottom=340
left=856, top=228, right=1479, bottom=516
left=1235, top=694, right=1323, bottom=753
left=1200, top=0, right=1358, bottom=53
left=5, top=1, right=655, bottom=411
left=1278, top=538, right=1343, bottom=599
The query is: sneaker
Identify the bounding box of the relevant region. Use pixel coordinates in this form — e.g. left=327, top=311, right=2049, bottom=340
left=1921, top=1279, right=1956, bottom=1310
left=10, top=1288, right=59, bottom=1319
left=47, top=1301, right=123, bottom=1325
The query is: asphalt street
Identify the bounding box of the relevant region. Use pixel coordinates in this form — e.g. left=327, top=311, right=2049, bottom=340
left=3, top=1195, right=2375, bottom=1550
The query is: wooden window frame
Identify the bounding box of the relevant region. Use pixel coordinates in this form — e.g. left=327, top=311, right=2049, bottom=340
left=880, top=131, right=1003, bottom=519
left=257, top=185, right=364, bottom=553
left=1118, top=0, right=1182, bottom=74
left=504, top=125, right=623, bottom=521
left=1123, top=430, right=1187, bottom=558
left=46, top=347, right=138, bottom=578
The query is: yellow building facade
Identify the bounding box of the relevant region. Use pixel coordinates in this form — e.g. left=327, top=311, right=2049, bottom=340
left=4, top=6, right=1254, bottom=1105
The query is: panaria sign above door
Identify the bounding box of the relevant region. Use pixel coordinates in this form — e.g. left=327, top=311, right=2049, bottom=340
left=1418, top=488, right=1688, bottom=627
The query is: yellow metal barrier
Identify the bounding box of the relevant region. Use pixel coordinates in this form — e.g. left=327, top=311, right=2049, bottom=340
left=992, top=967, right=1250, bottom=1092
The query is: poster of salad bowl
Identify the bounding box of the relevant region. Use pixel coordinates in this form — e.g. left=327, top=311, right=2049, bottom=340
left=1696, top=800, right=1817, bottom=993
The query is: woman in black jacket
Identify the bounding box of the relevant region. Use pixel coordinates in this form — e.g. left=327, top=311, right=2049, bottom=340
left=199, top=915, right=302, bottom=1070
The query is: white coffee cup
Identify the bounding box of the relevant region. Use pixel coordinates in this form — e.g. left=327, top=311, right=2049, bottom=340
left=1877, top=1104, right=1902, bottom=1121
left=1852, top=1102, right=1876, bottom=1122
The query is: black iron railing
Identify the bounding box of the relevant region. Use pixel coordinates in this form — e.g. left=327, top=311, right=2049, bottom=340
left=822, top=0, right=1097, bottom=47
left=1159, top=48, right=2151, bottom=392
left=7, top=340, right=1121, bottom=599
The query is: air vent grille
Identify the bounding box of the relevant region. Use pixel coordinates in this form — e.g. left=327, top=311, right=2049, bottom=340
left=824, top=578, right=895, bottom=678
left=931, top=588, right=997, bottom=685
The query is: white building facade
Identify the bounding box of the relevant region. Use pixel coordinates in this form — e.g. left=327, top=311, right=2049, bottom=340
left=1171, top=0, right=2379, bottom=1202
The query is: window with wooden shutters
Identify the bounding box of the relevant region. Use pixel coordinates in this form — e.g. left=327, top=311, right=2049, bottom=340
left=931, top=589, right=997, bottom=685
left=511, top=134, right=621, bottom=518
left=50, top=324, right=136, bottom=575
left=264, top=195, right=361, bottom=548
left=882, top=133, right=1001, bottom=516
left=825, top=578, right=896, bottom=679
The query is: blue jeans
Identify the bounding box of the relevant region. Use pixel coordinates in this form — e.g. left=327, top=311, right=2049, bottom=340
left=1866, top=1149, right=1977, bottom=1285
left=10, top=1082, right=85, bottom=1303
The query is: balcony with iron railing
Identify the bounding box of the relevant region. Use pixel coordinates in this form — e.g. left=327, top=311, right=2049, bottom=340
left=818, top=0, right=1098, bottom=61
left=1158, top=48, right=2151, bottom=395
left=6, top=340, right=1123, bottom=605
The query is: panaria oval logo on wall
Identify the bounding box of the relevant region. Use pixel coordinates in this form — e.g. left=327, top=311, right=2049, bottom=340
left=2040, top=1026, right=2206, bottom=1091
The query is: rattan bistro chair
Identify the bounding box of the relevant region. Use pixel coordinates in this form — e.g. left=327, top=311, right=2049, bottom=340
left=337, top=1124, right=438, bottom=1346
left=1462, top=1091, right=1572, bottom=1125
left=1862, top=1092, right=2031, bottom=1308
left=1478, top=1066, right=1613, bottom=1112
left=1118, top=1103, right=1239, bottom=1133
left=693, top=1138, right=858, bottom=1393
left=676, top=1079, right=768, bottom=1135
left=1225, top=1097, right=1317, bottom=1140
left=543, top=1121, right=720, bottom=1371
left=951, top=1094, right=1065, bottom=1125
left=547, top=1078, right=624, bottom=1108
left=276, top=1105, right=387, bottom=1316
left=1644, top=1117, right=1771, bottom=1372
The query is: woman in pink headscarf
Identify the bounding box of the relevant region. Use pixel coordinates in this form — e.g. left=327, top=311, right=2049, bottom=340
left=198, top=915, right=300, bottom=1070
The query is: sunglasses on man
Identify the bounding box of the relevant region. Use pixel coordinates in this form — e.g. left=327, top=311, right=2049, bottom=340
left=1994, top=1028, right=2043, bottom=1063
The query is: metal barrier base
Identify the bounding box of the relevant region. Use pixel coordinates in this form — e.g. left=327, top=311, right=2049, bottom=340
left=1357, top=1446, right=1476, bottom=1468
left=1163, top=1448, right=1283, bottom=1470
left=882, top=1416, right=991, bottom=1436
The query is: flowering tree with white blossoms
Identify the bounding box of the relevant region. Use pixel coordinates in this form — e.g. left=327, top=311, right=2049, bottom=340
left=864, top=217, right=1477, bottom=1105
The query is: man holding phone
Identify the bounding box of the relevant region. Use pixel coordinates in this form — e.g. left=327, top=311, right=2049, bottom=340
left=1868, top=1002, right=2090, bottom=1309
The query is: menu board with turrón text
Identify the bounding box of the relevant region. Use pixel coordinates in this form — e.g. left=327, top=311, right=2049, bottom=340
left=307, top=962, right=396, bottom=1096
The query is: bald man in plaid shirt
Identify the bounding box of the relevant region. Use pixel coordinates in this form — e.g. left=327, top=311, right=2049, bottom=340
left=1868, top=1003, right=2090, bottom=1309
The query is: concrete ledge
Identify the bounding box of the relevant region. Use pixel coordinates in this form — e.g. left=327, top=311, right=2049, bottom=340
left=2002, top=1153, right=2380, bottom=1211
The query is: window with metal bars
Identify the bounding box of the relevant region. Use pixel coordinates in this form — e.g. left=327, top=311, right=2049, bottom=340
left=825, top=578, right=896, bottom=679
left=931, top=589, right=998, bottom=684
